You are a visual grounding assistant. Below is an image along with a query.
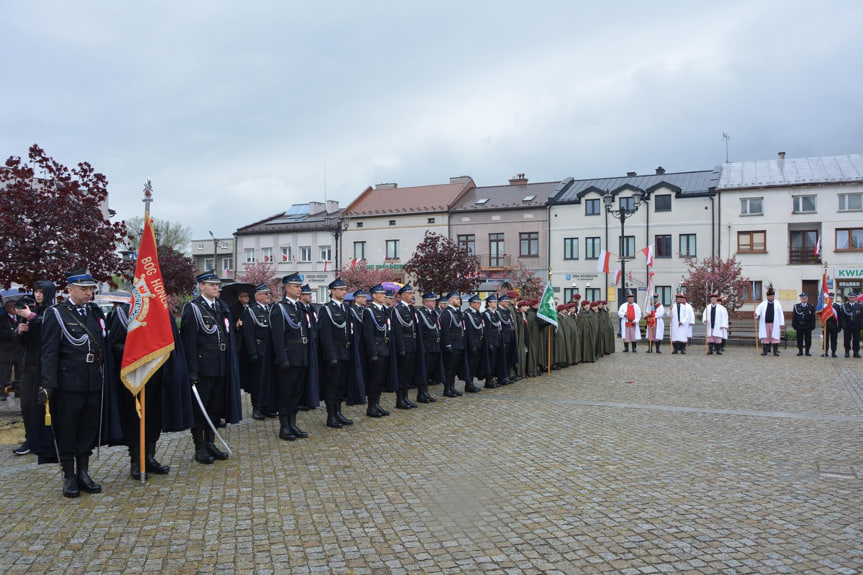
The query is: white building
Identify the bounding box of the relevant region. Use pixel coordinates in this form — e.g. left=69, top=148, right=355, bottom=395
left=191, top=236, right=236, bottom=280
left=718, top=152, right=863, bottom=308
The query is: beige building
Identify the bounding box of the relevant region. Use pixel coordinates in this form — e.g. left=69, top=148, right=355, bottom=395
left=191, top=236, right=235, bottom=281
left=342, top=177, right=476, bottom=283
left=718, top=152, right=863, bottom=309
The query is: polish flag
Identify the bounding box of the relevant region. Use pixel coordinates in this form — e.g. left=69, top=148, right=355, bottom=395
left=282, top=253, right=288, bottom=261
left=323, top=260, right=328, bottom=272
left=814, top=236, right=821, bottom=256
left=264, top=254, right=271, bottom=262
left=350, top=258, right=358, bottom=267
left=596, top=250, right=611, bottom=273
left=641, top=245, right=654, bottom=266
left=612, top=269, right=622, bottom=286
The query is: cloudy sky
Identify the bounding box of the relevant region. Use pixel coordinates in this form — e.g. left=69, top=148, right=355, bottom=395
left=3, top=1, right=861, bottom=246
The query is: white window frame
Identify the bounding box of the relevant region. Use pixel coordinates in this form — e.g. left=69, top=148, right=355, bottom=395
left=281, top=246, right=292, bottom=263
left=838, top=193, right=863, bottom=212
left=300, top=246, right=312, bottom=263
left=244, top=248, right=255, bottom=264
left=319, top=245, right=332, bottom=262
left=261, top=247, right=273, bottom=263
left=386, top=239, right=400, bottom=260
left=792, top=195, right=817, bottom=214
left=740, top=197, right=763, bottom=216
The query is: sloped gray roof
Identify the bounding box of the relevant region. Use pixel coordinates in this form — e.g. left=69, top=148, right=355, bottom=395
left=718, top=153, right=863, bottom=190
left=550, top=169, right=719, bottom=205
left=236, top=205, right=342, bottom=235
left=451, top=180, right=562, bottom=211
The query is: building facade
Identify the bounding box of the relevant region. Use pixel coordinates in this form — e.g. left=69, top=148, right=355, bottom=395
left=191, top=236, right=236, bottom=281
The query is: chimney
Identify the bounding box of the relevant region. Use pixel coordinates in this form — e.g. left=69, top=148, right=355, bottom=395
left=655, top=166, right=665, bottom=175
left=309, top=201, right=326, bottom=215
left=627, top=171, right=637, bottom=177
left=778, top=152, right=785, bottom=160
left=326, top=200, right=339, bottom=214
left=449, top=176, right=472, bottom=185
left=508, top=173, right=529, bottom=185
left=375, top=182, right=398, bottom=190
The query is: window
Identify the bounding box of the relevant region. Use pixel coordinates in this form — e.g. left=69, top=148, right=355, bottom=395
left=489, top=233, right=505, bottom=267
left=563, top=238, right=579, bottom=260
left=563, top=287, right=579, bottom=303
left=281, top=246, right=292, bottom=262
left=388, top=220, right=396, bottom=226
left=427, top=217, right=435, bottom=224
left=679, top=234, right=696, bottom=257
left=620, top=196, right=635, bottom=211
left=789, top=230, right=819, bottom=263
left=221, top=257, right=233, bottom=274
left=585, top=237, right=601, bottom=259
left=520, top=232, right=539, bottom=257
left=244, top=248, right=255, bottom=264
left=737, top=231, right=766, bottom=253
left=197, top=243, right=204, bottom=250
left=585, top=198, right=601, bottom=216
left=219, top=242, right=229, bottom=250
left=656, top=286, right=672, bottom=307
left=793, top=195, right=817, bottom=213
left=586, top=288, right=601, bottom=303
left=741, top=281, right=763, bottom=302
left=619, top=235, right=635, bottom=258
left=300, top=246, right=312, bottom=262
left=654, top=195, right=671, bottom=212
left=458, top=234, right=475, bottom=255
left=740, top=197, right=763, bottom=215
left=655, top=234, right=672, bottom=258
left=319, top=245, right=332, bottom=262
left=204, top=258, right=214, bottom=270
left=261, top=247, right=273, bottom=263
left=476, top=198, right=489, bottom=205
left=356, top=222, right=364, bottom=228
left=522, top=194, right=536, bottom=202
left=386, top=240, right=400, bottom=260
left=836, top=228, right=863, bottom=250
left=839, top=193, right=863, bottom=211
left=353, top=241, right=366, bottom=261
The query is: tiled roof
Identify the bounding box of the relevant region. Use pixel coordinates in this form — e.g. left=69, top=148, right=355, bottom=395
left=344, top=178, right=475, bottom=216
left=451, top=180, right=562, bottom=211
left=718, top=153, right=863, bottom=189
left=550, top=169, right=719, bottom=204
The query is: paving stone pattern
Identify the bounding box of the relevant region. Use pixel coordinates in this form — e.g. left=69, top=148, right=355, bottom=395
left=1, top=345, right=861, bottom=574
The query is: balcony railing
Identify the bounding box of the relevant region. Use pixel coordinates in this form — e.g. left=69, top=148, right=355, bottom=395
left=477, top=253, right=512, bottom=268
left=788, top=248, right=821, bottom=265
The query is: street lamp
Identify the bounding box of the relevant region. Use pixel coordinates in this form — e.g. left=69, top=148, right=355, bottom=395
left=325, top=213, right=349, bottom=274
left=602, top=189, right=647, bottom=298
left=208, top=230, right=218, bottom=277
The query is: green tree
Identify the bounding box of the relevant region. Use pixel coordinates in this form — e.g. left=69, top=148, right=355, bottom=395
left=124, top=216, right=193, bottom=255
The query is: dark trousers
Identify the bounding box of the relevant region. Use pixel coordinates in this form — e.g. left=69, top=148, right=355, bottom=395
left=487, top=346, right=499, bottom=379
left=796, top=329, right=812, bottom=351
left=276, top=367, right=306, bottom=416
left=118, top=377, right=163, bottom=454
left=826, top=331, right=838, bottom=353
left=52, top=389, right=101, bottom=462
left=322, top=360, right=348, bottom=403
left=443, top=348, right=461, bottom=385
left=192, top=375, right=226, bottom=435
left=246, top=359, right=262, bottom=406
left=844, top=329, right=860, bottom=353
left=0, top=359, right=19, bottom=387
left=467, top=349, right=481, bottom=383
left=396, top=351, right=416, bottom=391
left=366, top=355, right=389, bottom=397
left=425, top=351, right=440, bottom=384
left=19, top=366, right=38, bottom=441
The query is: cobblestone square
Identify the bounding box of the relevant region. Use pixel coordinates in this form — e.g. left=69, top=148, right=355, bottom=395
left=1, top=344, right=861, bottom=574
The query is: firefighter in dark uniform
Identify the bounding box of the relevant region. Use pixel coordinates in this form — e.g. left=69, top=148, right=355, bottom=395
left=242, top=283, right=271, bottom=420
left=417, top=292, right=441, bottom=403
left=181, top=270, right=241, bottom=464
left=39, top=270, right=108, bottom=498
left=841, top=293, right=862, bottom=358
left=270, top=273, right=311, bottom=440
left=464, top=294, right=486, bottom=392
left=392, top=284, right=420, bottom=409
left=791, top=292, right=816, bottom=356
left=317, top=278, right=355, bottom=428
left=439, top=292, right=467, bottom=397
left=497, top=293, right=516, bottom=383
left=363, top=284, right=392, bottom=417
left=482, top=294, right=503, bottom=388
left=298, top=284, right=320, bottom=411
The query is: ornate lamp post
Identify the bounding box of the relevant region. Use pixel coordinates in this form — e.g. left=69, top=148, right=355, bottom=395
left=602, top=189, right=647, bottom=297
left=326, top=213, right=350, bottom=274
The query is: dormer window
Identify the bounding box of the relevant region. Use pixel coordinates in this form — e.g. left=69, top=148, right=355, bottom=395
left=476, top=198, right=489, bottom=205
left=522, top=195, right=536, bottom=202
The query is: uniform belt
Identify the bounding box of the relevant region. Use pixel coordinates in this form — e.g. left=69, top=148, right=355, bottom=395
left=199, top=343, right=228, bottom=351
left=375, top=337, right=390, bottom=343
left=285, top=337, right=309, bottom=344
left=61, top=352, right=103, bottom=364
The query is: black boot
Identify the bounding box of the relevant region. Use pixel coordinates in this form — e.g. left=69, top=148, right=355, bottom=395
left=204, top=429, right=229, bottom=459
left=464, top=380, right=482, bottom=393
left=252, top=403, right=266, bottom=421
left=672, top=342, right=679, bottom=355
left=416, top=384, right=432, bottom=403
left=279, top=415, right=297, bottom=440
left=646, top=343, right=653, bottom=353
left=708, top=343, right=714, bottom=355
left=289, top=412, right=309, bottom=437
left=130, top=445, right=145, bottom=480
left=326, top=402, right=343, bottom=428
left=680, top=343, right=687, bottom=354
left=632, top=342, right=637, bottom=353
left=773, top=344, right=780, bottom=356
left=715, top=344, right=723, bottom=356
left=404, top=390, right=418, bottom=408
left=62, top=460, right=79, bottom=498
left=335, top=402, right=354, bottom=425
left=796, top=347, right=803, bottom=356
left=761, top=343, right=769, bottom=356
left=366, top=396, right=384, bottom=418
left=443, top=381, right=459, bottom=398
left=76, top=455, right=102, bottom=494
left=193, top=430, right=214, bottom=464
left=395, top=389, right=412, bottom=409
left=656, top=342, right=662, bottom=354
left=623, top=343, right=629, bottom=352
left=145, top=442, right=170, bottom=475
left=484, top=377, right=499, bottom=389
left=376, top=396, right=390, bottom=416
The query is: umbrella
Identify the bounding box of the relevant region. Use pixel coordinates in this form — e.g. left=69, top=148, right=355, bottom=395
left=219, top=282, right=255, bottom=316
left=381, top=281, right=404, bottom=292
left=95, top=291, right=132, bottom=305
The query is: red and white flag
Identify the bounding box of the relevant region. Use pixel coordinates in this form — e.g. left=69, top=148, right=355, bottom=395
left=121, top=217, right=175, bottom=395
left=323, top=260, right=328, bottom=272
left=641, top=245, right=654, bottom=266
left=282, top=252, right=288, bottom=261
left=596, top=250, right=611, bottom=273
left=612, top=269, right=622, bottom=286
left=814, top=236, right=821, bottom=256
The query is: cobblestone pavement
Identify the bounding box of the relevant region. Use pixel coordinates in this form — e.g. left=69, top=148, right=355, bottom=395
left=1, top=345, right=861, bottom=574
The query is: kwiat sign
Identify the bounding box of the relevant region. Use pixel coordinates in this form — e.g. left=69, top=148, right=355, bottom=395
left=835, top=268, right=863, bottom=278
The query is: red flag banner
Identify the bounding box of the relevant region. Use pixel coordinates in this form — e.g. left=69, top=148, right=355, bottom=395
left=121, top=217, right=175, bottom=395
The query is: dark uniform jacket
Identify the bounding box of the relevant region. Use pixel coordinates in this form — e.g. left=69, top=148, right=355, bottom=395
left=792, top=302, right=816, bottom=331
left=483, top=309, right=502, bottom=348
left=41, top=300, right=107, bottom=393
left=270, top=299, right=309, bottom=367
left=318, top=300, right=352, bottom=363
left=392, top=303, right=418, bottom=355
left=242, top=303, right=270, bottom=360
left=417, top=306, right=441, bottom=353
left=363, top=303, right=391, bottom=358
left=464, top=308, right=486, bottom=354
left=440, top=307, right=465, bottom=351
left=181, top=296, right=229, bottom=380
left=841, top=301, right=863, bottom=331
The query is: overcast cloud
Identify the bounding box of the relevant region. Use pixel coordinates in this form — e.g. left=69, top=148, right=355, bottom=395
left=3, top=1, right=861, bottom=245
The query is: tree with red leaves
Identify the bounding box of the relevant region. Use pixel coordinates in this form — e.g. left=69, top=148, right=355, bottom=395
left=0, top=145, right=128, bottom=289
left=680, top=256, right=750, bottom=313
left=236, top=261, right=280, bottom=293
left=337, top=260, right=395, bottom=293
left=404, top=231, right=480, bottom=296
left=156, top=244, right=198, bottom=297
left=505, top=260, right=544, bottom=299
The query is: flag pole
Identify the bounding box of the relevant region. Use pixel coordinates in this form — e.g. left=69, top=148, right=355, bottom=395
left=822, top=261, right=828, bottom=357
left=138, top=181, right=154, bottom=483
left=547, top=267, right=552, bottom=374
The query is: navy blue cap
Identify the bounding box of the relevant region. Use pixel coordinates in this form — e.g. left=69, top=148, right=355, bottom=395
left=328, top=278, right=347, bottom=290
left=67, top=269, right=98, bottom=287
left=370, top=284, right=386, bottom=294
left=445, top=291, right=460, bottom=300
left=468, top=294, right=481, bottom=303
left=255, top=283, right=271, bottom=293
left=422, top=292, right=438, bottom=300
left=485, top=294, right=497, bottom=302
left=354, top=289, right=368, bottom=298
left=301, top=284, right=312, bottom=294
left=196, top=270, right=220, bottom=284
left=385, top=290, right=396, bottom=298
left=344, top=292, right=355, bottom=301
left=282, top=273, right=303, bottom=285
left=799, top=292, right=808, bottom=298
left=397, top=284, right=413, bottom=295
left=498, top=294, right=510, bottom=302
